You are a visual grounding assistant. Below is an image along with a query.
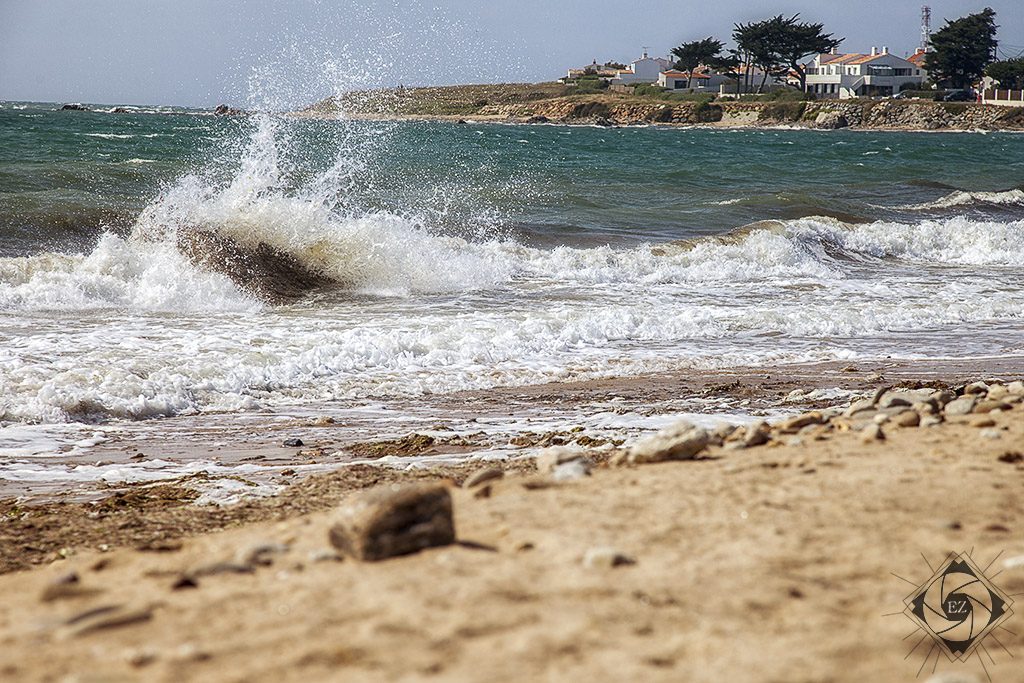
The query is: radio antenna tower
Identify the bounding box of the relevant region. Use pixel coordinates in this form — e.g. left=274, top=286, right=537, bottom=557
left=921, top=6, right=932, bottom=52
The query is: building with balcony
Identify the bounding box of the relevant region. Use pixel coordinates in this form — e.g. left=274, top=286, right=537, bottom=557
left=805, top=48, right=928, bottom=99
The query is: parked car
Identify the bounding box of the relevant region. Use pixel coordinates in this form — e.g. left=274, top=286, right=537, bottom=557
left=941, top=90, right=974, bottom=102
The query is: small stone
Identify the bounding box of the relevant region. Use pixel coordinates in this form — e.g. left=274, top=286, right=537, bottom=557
left=997, top=452, right=1023, bottom=464
left=582, top=547, right=635, bottom=569
left=873, top=413, right=890, bottom=425
left=283, top=438, right=304, bottom=447
left=845, top=398, right=875, bottom=417
left=126, top=649, right=158, bottom=668
left=869, top=386, right=889, bottom=405
left=328, top=483, right=455, bottom=561
left=535, top=447, right=585, bottom=474
left=893, top=410, right=920, bottom=428
left=980, top=429, right=1002, bottom=440
left=861, top=424, right=885, bottom=442
left=931, top=389, right=955, bottom=407
left=877, top=393, right=912, bottom=409
left=463, top=467, right=504, bottom=488
left=627, top=422, right=709, bottom=464
left=552, top=460, right=591, bottom=481
left=944, top=396, right=977, bottom=416
left=974, top=400, right=1012, bottom=414
left=777, top=411, right=824, bottom=434
left=970, top=416, right=996, bottom=428
left=921, top=415, right=944, bottom=428
left=912, top=401, right=937, bottom=415
left=742, top=422, right=771, bottom=448
left=986, top=384, right=1009, bottom=400
left=1007, top=380, right=1024, bottom=395
left=963, top=381, right=989, bottom=396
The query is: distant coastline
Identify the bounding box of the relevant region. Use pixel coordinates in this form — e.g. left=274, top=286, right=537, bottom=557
left=296, top=83, right=1024, bottom=132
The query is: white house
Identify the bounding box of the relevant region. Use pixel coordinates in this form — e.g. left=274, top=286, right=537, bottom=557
left=658, top=69, right=732, bottom=92
left=805, top=47, right=928, bottom=98
left=609, top=51, right=672, bottom=84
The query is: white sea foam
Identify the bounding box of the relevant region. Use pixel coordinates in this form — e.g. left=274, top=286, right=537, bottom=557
left=899, top=189, right=1024, bottom=211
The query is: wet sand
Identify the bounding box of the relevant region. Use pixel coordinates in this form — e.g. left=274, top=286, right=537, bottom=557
left=0, top=367, right=1023, bottom=682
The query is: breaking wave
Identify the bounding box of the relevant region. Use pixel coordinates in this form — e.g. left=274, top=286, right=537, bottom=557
left=898, top=188, right=1024, bottom=211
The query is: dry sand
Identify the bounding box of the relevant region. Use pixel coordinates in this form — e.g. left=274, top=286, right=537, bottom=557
left=1, top=369, right=1023, bottom=682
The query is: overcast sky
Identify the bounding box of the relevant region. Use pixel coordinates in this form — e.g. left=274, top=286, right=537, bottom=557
left=1, top=1, right=1022, bottom=107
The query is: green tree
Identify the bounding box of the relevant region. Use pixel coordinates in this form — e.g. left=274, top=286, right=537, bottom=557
left=733, top=20, right=783, bottom=93
left=671, top=37, right=726, bottom=90
left=771, top=15, right=842, bottom=91
left=925, top=8, right=999, bottom=89
left=986, top=58, right=1024, bottom=89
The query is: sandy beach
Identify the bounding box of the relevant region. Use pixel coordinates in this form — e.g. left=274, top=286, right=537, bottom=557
left=2, top=363, right=1023, bottom=682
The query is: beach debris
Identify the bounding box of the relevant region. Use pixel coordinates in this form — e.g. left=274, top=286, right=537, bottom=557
left=283, top=438, right=304, bottom=447
left=998, top=452, right=1023, bottom=464
left=40, top=571, right=103, bottom=602
left=308, top=549, right=344, bottom=563
left=64, top=604, right=154, bottom=637
left=329, top=483, right=455, bottom=561
left=583, top=547, right=636, bottom=569
left=943, top=396, right=977, bottom=416
left=235, top=541, right=290, bottom=568
left=620, top=422, right=709, bottom=465
left=463, top=467, right=504, bottom=489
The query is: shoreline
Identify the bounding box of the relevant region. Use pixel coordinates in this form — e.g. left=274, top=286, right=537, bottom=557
left=1, top=370, right=1022, bottom=681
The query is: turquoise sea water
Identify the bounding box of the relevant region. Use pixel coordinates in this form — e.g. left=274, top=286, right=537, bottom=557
left=1, top=100, right=1024, bottom=471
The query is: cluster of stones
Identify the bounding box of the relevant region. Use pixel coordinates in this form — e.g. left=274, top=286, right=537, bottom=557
left=607, top=380, right=1024, bottom=466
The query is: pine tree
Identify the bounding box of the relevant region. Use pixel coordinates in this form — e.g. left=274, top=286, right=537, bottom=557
left=925, top=8, right=999, bottom=89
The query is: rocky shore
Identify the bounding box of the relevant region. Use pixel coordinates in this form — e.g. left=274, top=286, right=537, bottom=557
left=300, top=84, right=1024, bottom=131
left=1, top=373, right=1023, bottom=682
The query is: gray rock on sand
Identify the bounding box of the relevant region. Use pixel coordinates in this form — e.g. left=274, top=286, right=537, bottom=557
left=625, top=422, right=710, bottom=464
left=893, top=410, right=921, bottom=428
left=742, top=421, right=771, bottom=448
left=329, top=483, right=455, bottom=561
left=776, top=411, right=825, bottom=434
left=944, top=396, right=977, bottom=416
left=552, top=460, right=591, bottom=482
left=845, top=398, right=875, bottom=417
left=963, top=381, right=990, bottom=396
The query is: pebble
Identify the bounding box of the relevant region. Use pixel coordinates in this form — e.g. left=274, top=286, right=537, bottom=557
left=893, top=410, right=920, bottom=428
left=552, top=460, right=591, bottom=481
left=582, top=547, right=636, bottom=569
left=980, top=429, right=1002, bottom=440
left=987, top=384, right=1010, bottom=400
left=1008, top=380, right=1024, bottom=395
left=742, top=422, right=771, bottom=448
left=861, top=424, right=885, bottom=442
left=776, top=412, right=824, bottom=434
left=626, top=422, right=709, bottom=464
left=844, top=398, right=875, bottom=417
left=963, top=381, right=989, bottom=396
left=943, top=396, right=977, bottom=416
left=970, top=416, right=996, bottom=428
left=974, top=400, right=1012, bottom=414
left=463, top=467, right=504, bottom=488
left=283, top=438, right=304, bottom=447
left=329, top=483, right=455, bottom=561
left=535, top=446, right=586, bottom=474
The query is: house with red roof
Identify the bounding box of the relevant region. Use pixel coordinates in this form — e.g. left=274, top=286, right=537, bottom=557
left=805, top=47, right=928, bottom=99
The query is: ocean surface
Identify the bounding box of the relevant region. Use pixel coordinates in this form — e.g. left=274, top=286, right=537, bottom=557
left=2, top=100, right=1024, bottom=494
